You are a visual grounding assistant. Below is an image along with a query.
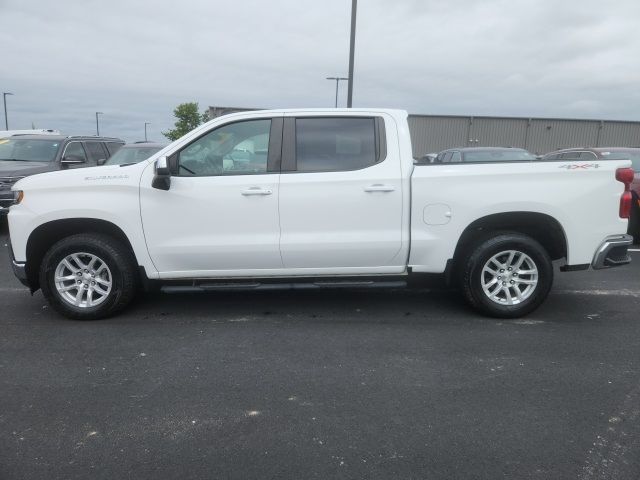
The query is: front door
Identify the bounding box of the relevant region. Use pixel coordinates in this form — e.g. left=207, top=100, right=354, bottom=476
left=140, top=117, right=283, bottom=278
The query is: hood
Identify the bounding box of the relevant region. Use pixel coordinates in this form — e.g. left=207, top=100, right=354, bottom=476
left=12, top=163, right=147, bottom=191
left=0, top=160, right=56, bottom=177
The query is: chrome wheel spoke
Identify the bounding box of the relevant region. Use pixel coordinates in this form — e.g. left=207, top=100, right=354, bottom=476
left=489, top=282, right=502, bottom=296
left=504, top=287, right=513, bottom=305
left=70, top=254, right=86, bottom=270
left=74, top=287, right=84, bottom=306
left=59, top=284, right=78, bottom=292
left=55, top=274, right=76, bottom=282
left=62, top=259, right=79, bottom=273
left=512, top=286, right=524, bottom=301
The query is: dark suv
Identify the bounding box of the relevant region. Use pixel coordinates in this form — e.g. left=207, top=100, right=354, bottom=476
left=543, top=147, right=640, bottom=242
left=0, top=135, right=124, bottom=214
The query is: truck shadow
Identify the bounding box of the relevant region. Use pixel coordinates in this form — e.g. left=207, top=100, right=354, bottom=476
left=123, top=287, right=476, bottom=326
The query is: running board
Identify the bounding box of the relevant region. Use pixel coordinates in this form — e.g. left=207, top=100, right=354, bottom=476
left=161, top=279, right=407, bottom=294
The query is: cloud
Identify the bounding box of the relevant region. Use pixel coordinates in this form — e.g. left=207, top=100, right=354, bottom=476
left=1, top=0, right=639, bottom=141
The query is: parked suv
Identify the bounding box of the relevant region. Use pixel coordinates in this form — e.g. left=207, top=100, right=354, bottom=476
left=543, top=148, right=640, bottom=242
left=0, top=135, right=124, bottom=214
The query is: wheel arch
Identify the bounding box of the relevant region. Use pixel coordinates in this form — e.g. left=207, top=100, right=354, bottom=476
left=452, top=212, right=568, bottom=269
left=25, top=218, right=138, bottom=292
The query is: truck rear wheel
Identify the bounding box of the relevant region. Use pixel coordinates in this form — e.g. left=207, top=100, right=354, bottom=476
left=460, top=233, right=553, bottom=318
left=40, top=233, right=138, bottom=320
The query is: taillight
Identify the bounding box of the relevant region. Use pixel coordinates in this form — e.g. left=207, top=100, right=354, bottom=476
left=616, top=167, right=634, bottom=219
left=620, top=191, right=632, bottom=218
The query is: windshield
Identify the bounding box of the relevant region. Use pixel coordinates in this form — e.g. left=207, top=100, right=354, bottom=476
left=463, top=149, right=535, bottom=162
left=0, top=138, right=61, bottom=162
left=104, top=146, right=164, bottom=165
left=601, top=150, right=640, bottom=172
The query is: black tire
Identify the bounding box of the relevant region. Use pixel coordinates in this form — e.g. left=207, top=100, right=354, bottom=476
left=629, top=203, right=640, bottom=244
left=40, top=233, right=138, bottom=320
left=460, top=232, right=553, bottom=318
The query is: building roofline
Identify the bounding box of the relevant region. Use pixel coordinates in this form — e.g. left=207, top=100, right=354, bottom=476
left=407, top=113, right=640, bottom=125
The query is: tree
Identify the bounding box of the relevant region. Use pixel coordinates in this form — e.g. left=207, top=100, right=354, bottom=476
left=162, top=102, right=210, bottom=141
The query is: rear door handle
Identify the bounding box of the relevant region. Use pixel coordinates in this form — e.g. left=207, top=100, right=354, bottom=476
left=364, top=184, right=395, bottom=192
left=241, top=187, right=273, bottom=196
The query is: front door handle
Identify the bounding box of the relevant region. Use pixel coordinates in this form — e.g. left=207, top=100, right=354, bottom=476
left=241, top=187, right=273, bottom=196
left=364, top=184, right=395, bottom=192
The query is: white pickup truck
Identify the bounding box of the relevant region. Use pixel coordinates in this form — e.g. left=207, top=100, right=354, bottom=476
left=7, top=109, right=635, bottom=320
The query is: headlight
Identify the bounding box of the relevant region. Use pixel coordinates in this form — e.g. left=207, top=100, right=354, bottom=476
left=13, top=190, right=24, bottom=205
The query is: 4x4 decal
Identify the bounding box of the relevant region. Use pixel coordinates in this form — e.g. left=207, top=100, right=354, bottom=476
left=558, top=163, right=601, bottom=170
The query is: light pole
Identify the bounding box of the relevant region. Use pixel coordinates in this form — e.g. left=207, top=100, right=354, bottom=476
left=144, top=122, right=150, bottom=141
left=326, top=77, right=349, bottom=107
left=95, top=112, right=103, bottom=136
left=3, top=92, right=14, bottom=130
left=347, top=0, right=357, bottom=108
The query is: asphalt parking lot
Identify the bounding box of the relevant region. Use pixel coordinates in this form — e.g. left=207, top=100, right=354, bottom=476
left=0, top=217, right=639, bottom=480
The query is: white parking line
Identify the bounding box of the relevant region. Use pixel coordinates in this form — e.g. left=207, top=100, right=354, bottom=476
left=629, top=249, right=640, bottom=252
left=0, top=287, right=29, bottom=293
left=557, top=289, right=640, bottom=298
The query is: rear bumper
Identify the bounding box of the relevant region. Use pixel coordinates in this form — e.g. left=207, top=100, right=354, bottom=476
left=592, top=234, right=633, bottom=269
left=7, top=236, right=29, bottom=288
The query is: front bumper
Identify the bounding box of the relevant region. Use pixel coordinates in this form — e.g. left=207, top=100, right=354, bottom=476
left=592, top=234, right=633, bottom=269
left=7, top=236, right=29, bottom=288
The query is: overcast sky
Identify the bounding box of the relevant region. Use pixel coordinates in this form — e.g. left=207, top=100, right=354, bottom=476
left=1, top=0, right=639, bottom=142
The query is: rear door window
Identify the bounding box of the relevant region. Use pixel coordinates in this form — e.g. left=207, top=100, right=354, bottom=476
left=62, top=142, right=87, bottom=162
left=84, top=142, right=108, bottom=164
left=294, top=117, right=378, bottom=172
left=105, top=142, right=124, bottom=156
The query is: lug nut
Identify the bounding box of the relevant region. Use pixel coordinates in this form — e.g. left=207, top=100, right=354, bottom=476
left=502, top=282, right=506, bottom=286
left=510, top=280, right=515, bottom=284
left=498, top=276, right=501, bottom=280
left=91, top=281, right=96, bottom=285
left=77, top=280, right=81, bottom=284
left=500, top=269, right=504, bottom=273
left=508, top=267, right=512, bottom=271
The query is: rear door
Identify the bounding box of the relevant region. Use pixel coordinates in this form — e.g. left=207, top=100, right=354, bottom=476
left=278, top=114, right=404, bottom=273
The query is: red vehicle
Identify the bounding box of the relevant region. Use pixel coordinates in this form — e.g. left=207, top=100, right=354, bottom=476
left=543, top=147, right=640, bottom=242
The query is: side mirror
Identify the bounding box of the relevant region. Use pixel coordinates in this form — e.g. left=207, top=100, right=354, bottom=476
left=61, top=154, right=86, bottom=165
left=97, top=158, right=106, bottom=166
left=152, top=156, right=171, bottom=191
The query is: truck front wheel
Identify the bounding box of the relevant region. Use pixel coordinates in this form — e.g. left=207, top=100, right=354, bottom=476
left=460, top=233, right=553, bottom=318
left=40, top=233, right=138, bottom=320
